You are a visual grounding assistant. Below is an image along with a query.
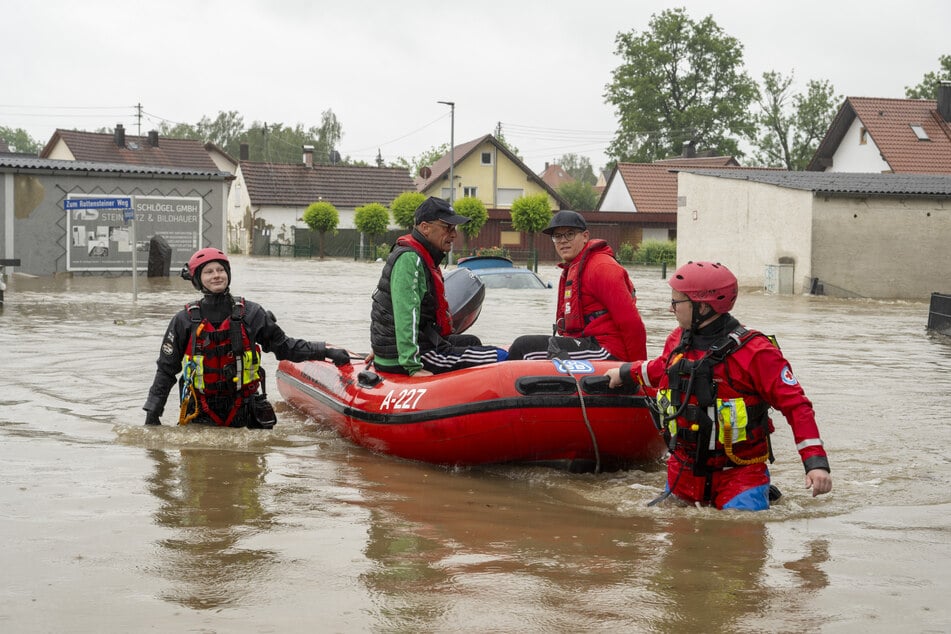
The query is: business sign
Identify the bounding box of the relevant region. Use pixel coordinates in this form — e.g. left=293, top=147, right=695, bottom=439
left=66, top=194, right=202, bottom=272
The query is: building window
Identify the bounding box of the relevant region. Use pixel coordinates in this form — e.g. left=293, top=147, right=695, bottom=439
left=481, top=151, right=492, bottom=165
left=463, top=186, right=478, bottom=198
left=910, top=124, right=930, bottom=141
left=859, top=128, right=868, bottom=145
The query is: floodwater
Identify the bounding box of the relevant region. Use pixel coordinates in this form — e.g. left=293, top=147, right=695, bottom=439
left=1, top=255, right=949, bottom=633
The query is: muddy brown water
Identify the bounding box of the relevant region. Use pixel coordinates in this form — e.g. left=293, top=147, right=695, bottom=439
left=1, top=256, right=949, bottom=632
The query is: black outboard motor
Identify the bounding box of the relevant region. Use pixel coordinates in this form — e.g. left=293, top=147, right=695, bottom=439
left=444, top=268, right=486, bottom=335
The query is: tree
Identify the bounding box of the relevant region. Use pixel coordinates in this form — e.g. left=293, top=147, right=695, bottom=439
left=453, top=196, right=488, bottom=254
left=751, top=71, right=839, bottom=170
left=557, top=153, right=597, bottom=185
left=905, top=54, right=951, bottom=99
left=197, top=110, right=245, bottom=151
left=509, top=193, right=552, bottom=272
left=604, top=7, right=758, bottom=163
left=302, top=201, right=339, bottom=260
left=558, top=181, right=600, bottom=211
left=390, top=191, right=427, bottom=230
left=354, top=203, right=390, bottom=257
left=0, top=126, right=42, bottom=154
left=391, top=143, right=449, bottom=177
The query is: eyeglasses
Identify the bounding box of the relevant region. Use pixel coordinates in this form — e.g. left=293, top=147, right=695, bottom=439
left=670, top=298, right=692, bottom=308
left=432, top=220, right=457, bottom=233
left=550, top=230, right=579, bottom=242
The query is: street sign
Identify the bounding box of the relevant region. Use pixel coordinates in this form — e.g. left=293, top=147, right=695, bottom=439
left=63, top=197, right=132, bottom=210
left=123, top=208, right=134, bottom=222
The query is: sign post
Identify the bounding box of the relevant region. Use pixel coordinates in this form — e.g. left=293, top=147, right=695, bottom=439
left=124, top=206, right=137, bottom=301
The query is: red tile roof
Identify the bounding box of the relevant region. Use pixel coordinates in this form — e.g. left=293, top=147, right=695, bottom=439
left=240, top=161, right=415, bottom=207
left=40, top=128, right=220, bottom=171
left=602, top=159, right=775, bottom=213
left=538, top=163, right=575, bottom=190
left=808, top=97, right=951, bottom=173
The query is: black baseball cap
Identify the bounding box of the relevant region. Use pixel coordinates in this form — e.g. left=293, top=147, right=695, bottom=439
left=542, top=210, right=588, bottom=235
left=414, top=197, right=470, bottom=226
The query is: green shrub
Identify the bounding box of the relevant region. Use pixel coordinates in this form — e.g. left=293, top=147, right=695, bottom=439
left=634, top=240, right=677, bottom=265
left=375, top=243, right=391, bottom=260
left=617, top=242, right=636, bottom=263
left=476, top=246, right=509, bottom=258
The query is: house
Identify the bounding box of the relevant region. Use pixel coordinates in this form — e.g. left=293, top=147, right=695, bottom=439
left=230, top=147, right=415, bottom=253
left=596, top=156, right=742, bottom=245
left=41, top=125, right=223, bottom=172
left=414, top=134, right=569, bottom=258
left=0, top=155, right=231, bottom=276
left=416, top=134, right=567, bottom=210
left=538, top=162, right=575, bottom=191
left=674, top=169, right=951, bottom=300
left=807, top=83, right=951, bottom=173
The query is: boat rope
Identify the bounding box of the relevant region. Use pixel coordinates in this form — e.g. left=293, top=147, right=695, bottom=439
left=565, top=365, right=601, bottom=474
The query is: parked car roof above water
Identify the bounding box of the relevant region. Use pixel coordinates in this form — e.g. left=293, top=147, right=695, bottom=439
left=452, top=256, right=551, bottom=289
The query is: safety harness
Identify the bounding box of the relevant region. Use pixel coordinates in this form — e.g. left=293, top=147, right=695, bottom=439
left=652, top=325, right=775, bottom=476
left=177, top=297, right=262, bottom=426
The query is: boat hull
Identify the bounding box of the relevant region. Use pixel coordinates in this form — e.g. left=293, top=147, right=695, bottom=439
left=276, top=357, right=666, bottom=470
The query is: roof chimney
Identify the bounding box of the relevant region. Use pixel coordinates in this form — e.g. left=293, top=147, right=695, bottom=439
left=147, top=130, right=159, bottom=147
left=240, top=143, right=249, bottom=161
left=114, top=124, right=125, bottom=148
left=682, top=140, right=696, bottom=158
left=302, top=145, right=314, bottom=167
left=938, top=81, right=951, bottom=123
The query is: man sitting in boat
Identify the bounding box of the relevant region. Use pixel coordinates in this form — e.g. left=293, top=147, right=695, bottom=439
left=507, top=210, right=647, bottom=362
left=370, top=197, right=507, bottom=376
left=143, top=247, right=351, bottom=427
left=604, top=261, right=833, bottom=510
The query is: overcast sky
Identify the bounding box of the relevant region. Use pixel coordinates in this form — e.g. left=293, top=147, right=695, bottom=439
left=3, top=0, right=948, bottom=172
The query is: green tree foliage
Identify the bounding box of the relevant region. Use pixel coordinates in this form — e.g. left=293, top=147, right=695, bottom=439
left=905, top=54, right=951, bottom=99
left=156, top=109, right=346, bottom=165
left=302, top=201, right=340, bottom=260
left=557, top=181, right=600, bottom=212
left=354, top=203, right=390, bottom=252
left=604, top=7, right=758, bottom=163
left=0, top=126, right=42, bottom=154
left=390, top=143, right=449, bottom=177
left=510, top=193, right=551, bottom=271
left=751, top=71, right=840, bottom=170
left=390, top=191, right=427, bottom=229
left=453, top=196, right=488, bottom=252
left=557, top=153, right=597, bottom=185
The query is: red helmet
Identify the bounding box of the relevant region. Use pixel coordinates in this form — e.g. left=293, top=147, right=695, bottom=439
left=183, top=247, right=230, bottom=291
left=669, top=261, right=737, bottom=314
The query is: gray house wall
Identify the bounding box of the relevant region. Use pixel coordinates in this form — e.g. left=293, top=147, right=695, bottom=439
left=811, top=196, right=950, bottom=299
left=677, top=171, right=951, bottom=300
left=1, top=168, right=229, bottom=276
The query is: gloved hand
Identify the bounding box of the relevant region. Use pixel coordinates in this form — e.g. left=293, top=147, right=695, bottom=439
left=144, top=411, right=162, bottom=426
left=325, top=347, right=351, bottom=367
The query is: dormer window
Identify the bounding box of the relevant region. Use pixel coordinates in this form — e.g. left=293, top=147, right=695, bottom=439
left=910, top=124, right=930, bottom=141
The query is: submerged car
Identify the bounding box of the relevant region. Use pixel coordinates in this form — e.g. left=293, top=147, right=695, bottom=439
left=451, top=255, right=552, bottom=289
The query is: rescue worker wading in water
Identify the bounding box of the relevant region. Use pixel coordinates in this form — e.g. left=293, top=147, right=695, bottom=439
left=605, top=261, right=832, bottom=510
left=143, top=247, right=351, bottom=428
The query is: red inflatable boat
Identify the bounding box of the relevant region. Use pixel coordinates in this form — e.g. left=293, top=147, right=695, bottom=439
left=276, top=356, right=665, bottom=471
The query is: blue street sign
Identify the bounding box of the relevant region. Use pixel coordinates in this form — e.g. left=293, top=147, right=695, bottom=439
left=64, top=197, right=132, bottom=210
left=123, top=208, right=135, bottom=222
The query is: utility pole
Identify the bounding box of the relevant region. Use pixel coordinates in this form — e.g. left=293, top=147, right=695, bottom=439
left=136, top=103, right=143, bottom=136
left=437, top=101, right=455, bottom=203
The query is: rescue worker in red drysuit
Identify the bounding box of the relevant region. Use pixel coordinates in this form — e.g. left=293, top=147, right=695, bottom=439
left=507, top=210, right=647, bottom=361
left=143, top=248, right=351, bottom=427
left=605, top=261, right=832, bottom=510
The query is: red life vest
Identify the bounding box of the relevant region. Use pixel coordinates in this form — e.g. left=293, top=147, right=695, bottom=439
left=558, top=240, right=626, bottom=336
left=395, top=233, right=452, bottom=336
left=181, top=298, right=262, bottom=426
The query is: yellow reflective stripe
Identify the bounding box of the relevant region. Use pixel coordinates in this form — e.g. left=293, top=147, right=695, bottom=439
left=241, top=350, right=260, bottom=385
left=716, top=398, right=749, bottom=444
